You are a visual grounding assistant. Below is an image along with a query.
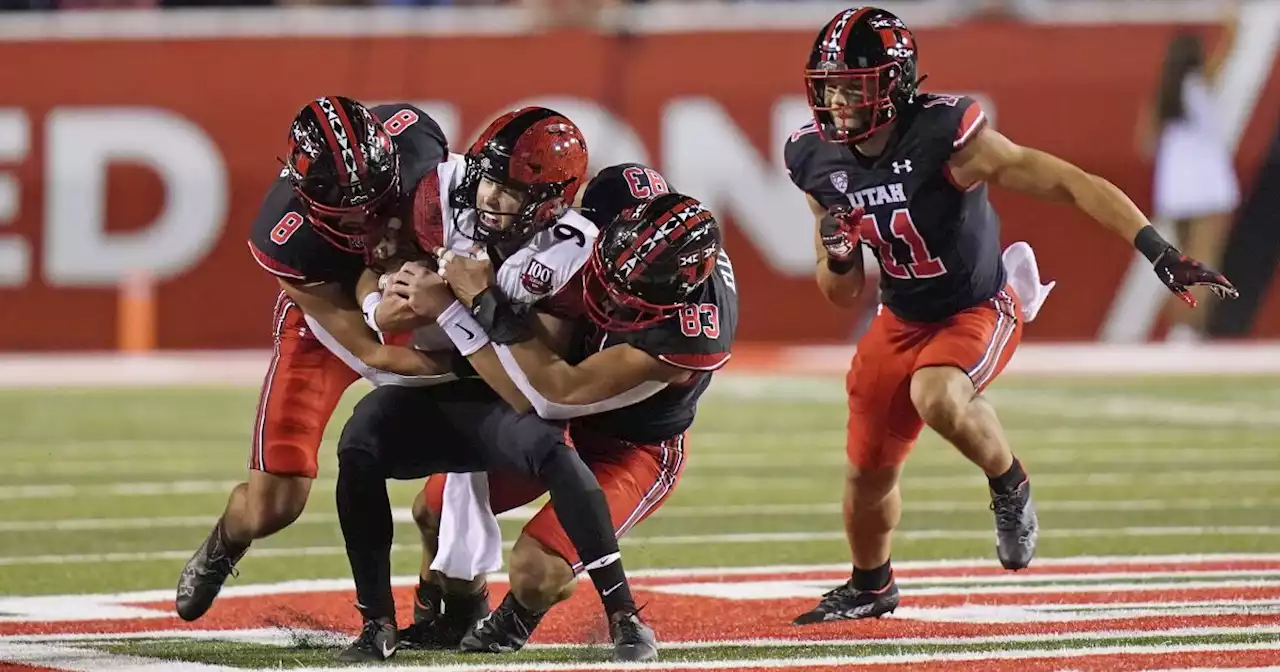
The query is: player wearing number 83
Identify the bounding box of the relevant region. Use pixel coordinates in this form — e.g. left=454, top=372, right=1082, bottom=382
left=784, top=6, right=1238, bottom=625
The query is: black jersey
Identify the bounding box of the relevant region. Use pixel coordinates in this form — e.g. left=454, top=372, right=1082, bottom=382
left=785, top=94, right=1005, bottom=323
left=247, top=104, right=448, bottom=287
left=575, top=249, right=738, bottom=443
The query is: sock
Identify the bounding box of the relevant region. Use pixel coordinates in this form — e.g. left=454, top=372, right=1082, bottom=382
left=336, top=450, right=395, bottom=620
left=414, top=577, right=442, bottom=622
left=345, top=546, right=394, bottom=621
left=989, top=456, right=1027, bottom=494
left=504, top=592, right=549, bottom=632
left=537, top=445, right=636, bottom=615
left=214, top=517, right=249, bottom=560
left=852, top=560, right=893, bottom=592
left=583, top=551, right=637, bottom=615
left=441, top=586, right=489, bottom=624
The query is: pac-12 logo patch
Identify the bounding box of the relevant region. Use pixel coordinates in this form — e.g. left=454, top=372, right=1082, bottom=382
left=521, top=258, right=554, bottom=295
left=830, top=170, right=849, bottom=193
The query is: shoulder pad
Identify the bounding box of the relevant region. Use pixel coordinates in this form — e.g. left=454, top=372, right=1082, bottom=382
left=371, top=104, right=450, bottom=188
left=914, top=94, right=988, bottom=155
left=580, top=163, right=672, bottom=229
left=612, top=254, right=737, bottom=372
left=496, top=210, right=598, bottom=307
left=246, top=179, right=363, bottom=284
left=783, top=121, right=823, bottom=189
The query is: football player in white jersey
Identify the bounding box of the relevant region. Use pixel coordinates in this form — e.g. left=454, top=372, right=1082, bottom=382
left=331, top=108, right=654, bottom=663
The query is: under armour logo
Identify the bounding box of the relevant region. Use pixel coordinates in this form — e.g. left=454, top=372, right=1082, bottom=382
left=892, top=160, right=913, bottom=174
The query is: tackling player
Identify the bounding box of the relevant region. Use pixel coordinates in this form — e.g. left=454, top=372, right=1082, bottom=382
left=331, top=113, right=664, bottom=663
left=400, top=165, right=731, bottom=656
left=175, top=96, right=452, bottom=622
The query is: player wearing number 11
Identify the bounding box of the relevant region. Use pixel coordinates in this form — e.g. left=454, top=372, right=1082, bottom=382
left=784, top=6, right=1238, bottom=625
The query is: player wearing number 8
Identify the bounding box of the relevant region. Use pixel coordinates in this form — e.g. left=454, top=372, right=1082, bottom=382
left=784, top=6, right=1237, bottom=626
left=177, top=97, right=454, bottom=623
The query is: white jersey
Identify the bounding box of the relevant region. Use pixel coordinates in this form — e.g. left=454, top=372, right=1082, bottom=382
left=307, top=153, right=597, bottom=387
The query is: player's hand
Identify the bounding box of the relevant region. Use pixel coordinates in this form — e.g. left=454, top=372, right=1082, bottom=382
left=389, top=261, right=455, bottom=318
left=1152, top=249, right=1239, bottom=307
left=434, top=247, right=495, bottom=309
left=819, top=204, right=864, bottom=262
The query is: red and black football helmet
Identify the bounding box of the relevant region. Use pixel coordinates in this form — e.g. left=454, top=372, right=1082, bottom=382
left=805, top=7, right=920, bottom=143
left=584, top=193, right=721, bottom=332
left=284, top=96, right=400, bottom=253
left=450, top=107, right=588, bottom=247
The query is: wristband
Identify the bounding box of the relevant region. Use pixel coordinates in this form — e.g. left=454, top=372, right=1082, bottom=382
left=362, top=292, right=383, bottom=332
left=1134, top=225, right=1174, bottom=264
left=471, top=287, right=534, bottom=345
left=435, top=300, right=490, bottom=356
left=826, top=256, right=858, bottom=275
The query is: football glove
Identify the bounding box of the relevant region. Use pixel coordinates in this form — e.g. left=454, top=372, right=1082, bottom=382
left=819, top=204, right=863, bottom=263
left=1152, top=248, right=1239, bottom=307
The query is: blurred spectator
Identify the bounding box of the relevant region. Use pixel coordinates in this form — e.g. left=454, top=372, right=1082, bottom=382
left=1136, top=4, right=1240, bottom=342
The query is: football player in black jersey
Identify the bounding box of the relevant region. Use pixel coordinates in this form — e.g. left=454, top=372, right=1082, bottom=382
left=786, top=7, right=1238, bottom=625
left=405, top=164, right=708, bottom=655
left=176, top=96, right=453, bottom=623
left=388, top=188, right=736, bottom=662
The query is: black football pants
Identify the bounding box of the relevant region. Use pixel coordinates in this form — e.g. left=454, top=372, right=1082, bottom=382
left=334, top=379, right=617, bottom=620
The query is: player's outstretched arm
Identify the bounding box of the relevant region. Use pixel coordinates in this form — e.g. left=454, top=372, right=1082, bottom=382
left=278, top=277, right=454, bottom=377
left=947, top=128, right=1238, bottom=306
left=810, top=194, right=865, bottom=308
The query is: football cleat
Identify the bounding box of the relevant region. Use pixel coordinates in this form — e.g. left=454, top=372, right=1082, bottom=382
left=400, top=586, right=490, bottom=650
left=459, top=592, right=545, bottom=654
left=991, top=478, right=1039, bottom=570
left=175, top=518, right=246, bottom=622
left=609, top=608, right=659, bottom=662
left=792, top=579, right=900, bottom=625
left=337, top=606, right=399, bottom=662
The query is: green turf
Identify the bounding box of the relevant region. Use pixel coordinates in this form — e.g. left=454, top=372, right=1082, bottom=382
left=1, top=375, right=1278, bottom=599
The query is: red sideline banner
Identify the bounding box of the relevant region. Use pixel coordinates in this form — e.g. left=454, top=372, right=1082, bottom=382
left=0, top=19, right=1277, bottom=350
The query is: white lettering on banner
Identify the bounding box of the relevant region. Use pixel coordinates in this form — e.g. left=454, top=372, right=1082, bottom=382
left=664, top=96, right=815, bottom=274
left=0, top=109, right=30, bottom=287
left=43, top=108, right=227, bottom=286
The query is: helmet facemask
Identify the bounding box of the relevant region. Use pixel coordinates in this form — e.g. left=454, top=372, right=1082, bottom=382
left=805, top=61, right=903, bottom=144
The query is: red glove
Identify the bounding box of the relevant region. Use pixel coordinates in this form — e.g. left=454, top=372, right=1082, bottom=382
left=819, top=204, right=864, bottom=264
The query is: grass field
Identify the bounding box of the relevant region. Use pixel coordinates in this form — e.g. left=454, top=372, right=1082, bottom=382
left=2, top=371, right=1280, bottom=670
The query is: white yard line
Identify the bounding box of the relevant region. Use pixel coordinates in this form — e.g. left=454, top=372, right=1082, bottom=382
left=1, top=554, right=1274, bottom=611
left=5, top=529, right=1280, bottom=567
left=137, top=641, right=1280, bottom=672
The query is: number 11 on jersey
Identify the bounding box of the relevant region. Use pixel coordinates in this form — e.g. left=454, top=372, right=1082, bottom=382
left=858, top=208, right=947, bottom=279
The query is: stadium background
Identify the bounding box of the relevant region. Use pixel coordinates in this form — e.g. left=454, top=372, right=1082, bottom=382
left=0, top=0, right=1277, bottom=351
left=3, top=1, right=1280, bottom=670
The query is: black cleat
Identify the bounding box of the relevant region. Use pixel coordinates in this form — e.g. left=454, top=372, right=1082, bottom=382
left=175, top=518, right=246, bottom=622
left=337, top=607, right=398, bottom=662
left=991, top=478, right=1039, bottom=570
left=459, top=592, right=545, bottom=654
left=609, top=608, right=658, bottom=662
left=792, top=579, right=900, bottom=625
left=400, top=586, right=490, bottom=651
